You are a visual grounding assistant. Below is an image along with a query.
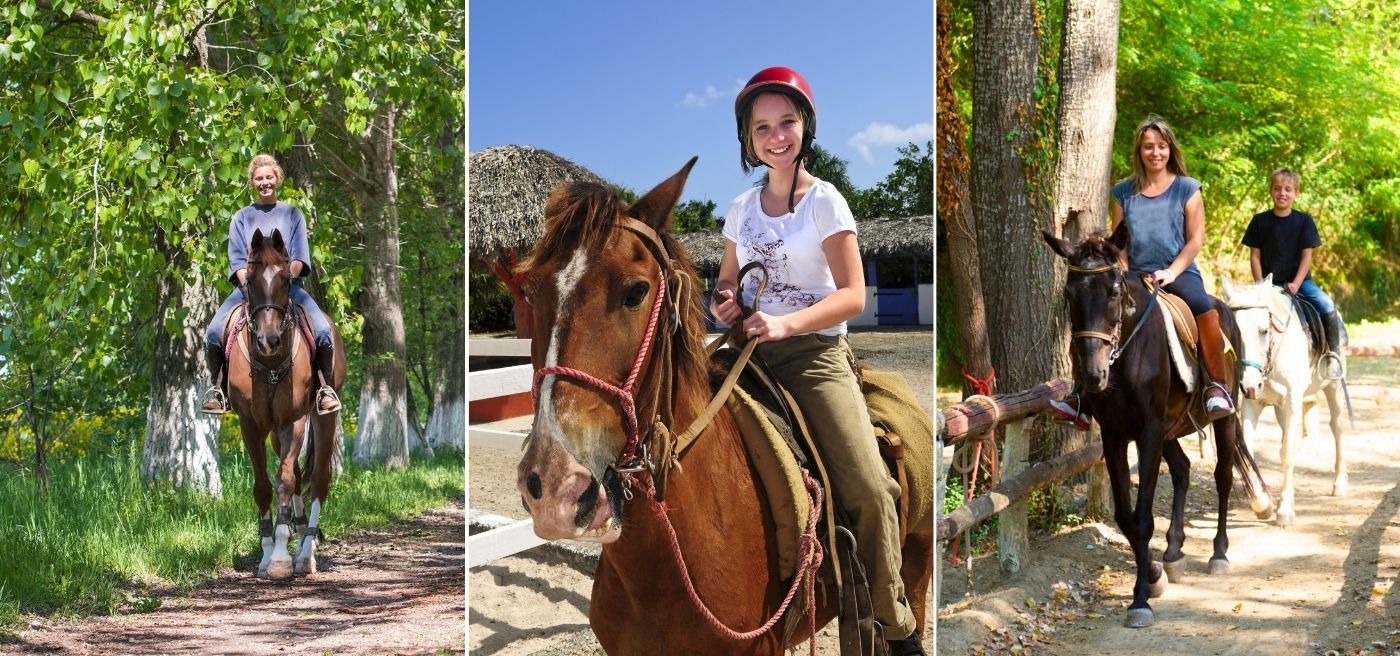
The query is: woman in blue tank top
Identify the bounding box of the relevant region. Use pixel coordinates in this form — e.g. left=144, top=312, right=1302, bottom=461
left=1049, top=116, right=1235, bottom=427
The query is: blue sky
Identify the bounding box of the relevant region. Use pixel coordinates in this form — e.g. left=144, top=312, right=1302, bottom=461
left=468, top=1, right=933, bottom=209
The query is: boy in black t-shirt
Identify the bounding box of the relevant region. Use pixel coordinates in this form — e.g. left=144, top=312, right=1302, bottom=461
left=1241, top=167, right=1346, bottom=378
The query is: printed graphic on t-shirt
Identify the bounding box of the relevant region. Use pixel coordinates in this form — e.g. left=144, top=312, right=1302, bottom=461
left=740, top=217, right=820, bottom=311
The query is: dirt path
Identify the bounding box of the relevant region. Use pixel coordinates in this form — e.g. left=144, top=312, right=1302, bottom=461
left=938, top=389, right=1400, bottom=655
left=6, top=501, right=466, bottom=656
left=469, top=329, right=936, bottom=655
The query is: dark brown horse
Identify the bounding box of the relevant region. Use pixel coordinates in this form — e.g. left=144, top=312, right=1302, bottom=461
left=229, top=228, right=346, bottom=579
left=516, top=159, right=932, bottom=654
left=1043, top=227, right=1271, bottom=628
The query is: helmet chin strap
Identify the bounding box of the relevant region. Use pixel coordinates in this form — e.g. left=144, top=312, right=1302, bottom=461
left=785, top=142, right=807, bottom=213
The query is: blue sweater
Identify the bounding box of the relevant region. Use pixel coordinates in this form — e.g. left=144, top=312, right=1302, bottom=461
left=227, top=202, right=312, bottom=283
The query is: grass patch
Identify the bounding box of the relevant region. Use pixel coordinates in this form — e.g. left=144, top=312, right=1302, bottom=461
left=0, top=444, right=462, bottom=627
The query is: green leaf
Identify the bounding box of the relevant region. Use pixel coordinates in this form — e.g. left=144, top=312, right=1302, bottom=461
left=53, top=82, right=71, bottom=105
left=19, top=2, right=34, bottom=18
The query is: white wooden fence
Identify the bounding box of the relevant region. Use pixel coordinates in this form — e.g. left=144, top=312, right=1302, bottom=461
left=468, top=338, right=542, bottom=567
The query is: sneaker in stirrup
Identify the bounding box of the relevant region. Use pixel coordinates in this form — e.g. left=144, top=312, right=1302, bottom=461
left=1047, top=393, right=1091, bottom=430
left=312, top=343, right=341, bottom=415
left=1204, top=382, right=1235, bottom=419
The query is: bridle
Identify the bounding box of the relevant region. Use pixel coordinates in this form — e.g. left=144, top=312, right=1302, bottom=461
left=1230, top=295, right=1292, bottom=379
left=1066, top=262, right=1158, bottom=367
left=242, top=258, right=299, bottom=387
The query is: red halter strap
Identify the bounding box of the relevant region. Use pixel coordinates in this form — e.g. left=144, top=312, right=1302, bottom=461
left=530, top=268, right=668, bottom=475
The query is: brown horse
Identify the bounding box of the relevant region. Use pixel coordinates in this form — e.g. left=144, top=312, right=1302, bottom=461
left=515, top=159, right=931, bottom=655
left=228, top=228, right=346, bottom=579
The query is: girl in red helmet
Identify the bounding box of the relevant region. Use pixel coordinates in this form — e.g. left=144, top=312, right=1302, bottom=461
left=709, top=66, right=924, bottom=655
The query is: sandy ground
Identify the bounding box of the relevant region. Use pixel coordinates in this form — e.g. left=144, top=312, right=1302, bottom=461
left=6, top=502, right=467, bottom=656
left=937, top=374, right=1400, bottom=655
left=468, top=328, right=936, bottom=655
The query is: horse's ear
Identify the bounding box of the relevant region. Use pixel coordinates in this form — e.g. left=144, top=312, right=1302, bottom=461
left=628, top=156, right=698, bottom=232
left=1042, top=229, right=1075, bottom=260
left=1262, top=273, right=1274, bottom=287
left=270, top=228, right=286, bottom=254
left=250, top=228, right=266, bottom=252
left=1108, top=221, right=1130, bottom=253
left=1220, top=276, right=1236, bottom=299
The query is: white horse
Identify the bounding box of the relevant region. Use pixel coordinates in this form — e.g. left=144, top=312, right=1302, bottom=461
left=1222, top=276, right=1347, bottom=527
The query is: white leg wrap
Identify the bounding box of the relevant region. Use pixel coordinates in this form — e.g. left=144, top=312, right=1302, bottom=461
left=294, top=500, right=323, bottom=575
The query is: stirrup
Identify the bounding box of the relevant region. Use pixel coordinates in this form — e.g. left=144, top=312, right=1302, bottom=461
left=1322, top=352, right=1345, bottom=380
left=201, top=387, right=229, bottom=415
left=1047, top=396, right=1091, bottom=430
left=315, top=386, right=341, bottom=415
left=1204, top=383, right=1234, bottom=418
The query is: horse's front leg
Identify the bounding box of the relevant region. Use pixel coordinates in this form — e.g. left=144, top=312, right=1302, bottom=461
left=1102, top=434, right=1158, bottom=627
left=1121, top=425, right=1167, bottom=628
left=1325, top=383, right=1349, bottom=497
left=1274, top=388, right=1302, bottom=527
left=266, top=417, right=307, bottom=579
left=1160, top=439, right=1190, bottom=582
left=295, top=414, right=337, bottom=575
left=241, top=424, right=277, bottom=579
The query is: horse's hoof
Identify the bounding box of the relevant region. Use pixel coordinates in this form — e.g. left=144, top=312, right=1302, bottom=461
left=1275, top=511, right=1295, bottom=528
left=1332, top=481, right=1349, bottom=497
left=294, top=556, right=317, bottom=576
left=1148, top=561, right=1167, bottom=598
left=257, top=567, right=271, bottom=579
left=1208, top=558, right=1230, bottom=576
left=1163, top=558, right=1185, bottom=583
left=1124, top=608, right=1154, bottom=628
left=266, top=557, right=294, bottom=580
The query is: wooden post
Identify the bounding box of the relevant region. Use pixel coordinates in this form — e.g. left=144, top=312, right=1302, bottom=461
left=1085, top=424, right=1110, bottom=520
left=998, top=419, right=1030, bottom=573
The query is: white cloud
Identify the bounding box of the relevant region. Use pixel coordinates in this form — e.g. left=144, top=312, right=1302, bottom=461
left=682, top=85, right=724, bottom=108
left=847, top=122, right=935, bottom=164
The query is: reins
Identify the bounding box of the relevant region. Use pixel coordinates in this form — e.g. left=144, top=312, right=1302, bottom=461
left=1066, top=263, right=1160, bottom=366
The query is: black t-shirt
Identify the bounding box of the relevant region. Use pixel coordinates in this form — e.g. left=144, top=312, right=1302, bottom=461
left=1241, top=209, right=1321, bottom=284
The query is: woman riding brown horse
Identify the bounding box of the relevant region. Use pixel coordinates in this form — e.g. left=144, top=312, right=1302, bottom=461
left=229, top=228, right=346, bottom=579
left=515, top=159, right=932, bottom=654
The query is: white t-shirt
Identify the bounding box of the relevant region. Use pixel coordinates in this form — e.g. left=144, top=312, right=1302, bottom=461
left=720, top=178, right=858, bottom=336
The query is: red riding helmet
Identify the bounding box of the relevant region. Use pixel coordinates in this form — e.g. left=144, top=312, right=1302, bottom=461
left=735, top=66, right=817, bottom=171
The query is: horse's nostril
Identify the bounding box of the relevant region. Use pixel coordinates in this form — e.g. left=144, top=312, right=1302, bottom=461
left=574, top=477, right=600, bottom=528
left=526, top=472, right=543, bottom=500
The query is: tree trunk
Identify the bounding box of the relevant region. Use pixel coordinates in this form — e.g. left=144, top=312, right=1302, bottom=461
left=1051, top=0, right=1119, bottom=496
left=972, top=0, right=1063, bottom=397
left=352, top=104, right=410, bottom=469
left=142, top=234, right=222, bottom=495
left=426, top=322, right=464, bottom=451
left=938, top=0, right=995, bottom=399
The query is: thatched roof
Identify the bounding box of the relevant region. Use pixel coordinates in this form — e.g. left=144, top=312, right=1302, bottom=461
left=677, top=215, right=933, bottom=271
left=469, top=145, right=606, bottom=263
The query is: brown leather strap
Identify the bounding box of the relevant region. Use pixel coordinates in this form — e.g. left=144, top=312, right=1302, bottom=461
left=875, top=427, right=909, bottom=539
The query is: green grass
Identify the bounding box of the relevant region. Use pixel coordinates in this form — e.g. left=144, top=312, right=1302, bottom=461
left=0, top=444, right=462, bottom=629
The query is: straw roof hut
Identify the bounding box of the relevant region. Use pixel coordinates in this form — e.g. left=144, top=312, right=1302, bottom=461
left=676, top=215, right=933, bottom=273
left=468, top=145, right=605, bottom=265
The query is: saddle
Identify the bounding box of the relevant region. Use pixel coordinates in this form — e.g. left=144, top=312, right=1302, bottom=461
left=711, top=347, right=932, bottom=654
left=1291, top=295, right=1326, bottom=357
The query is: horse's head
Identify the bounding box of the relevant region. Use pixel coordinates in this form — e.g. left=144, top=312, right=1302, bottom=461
left=1043, top=224, right=1132, bottom=393
left=246, top=228, right=296, bottom=357
left=516, top=157, right=705, bottom=543
left=1222, top=274, right=1286, bottom=398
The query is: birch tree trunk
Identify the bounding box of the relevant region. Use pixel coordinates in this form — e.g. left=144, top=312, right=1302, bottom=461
left=352, top=104, right=410, bottom=469
left=426, top=323, right=464, bottom=451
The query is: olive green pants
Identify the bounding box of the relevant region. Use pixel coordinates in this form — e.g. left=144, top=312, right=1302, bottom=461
left=755, top=333, right=916, bottom=639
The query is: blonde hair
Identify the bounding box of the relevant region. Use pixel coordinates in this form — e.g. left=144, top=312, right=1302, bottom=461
left=247, top=153, right=284, bottom=185
left=1129, top=116, right=1188, bottom=192
left=1270, top=167, right=1300, bottom=190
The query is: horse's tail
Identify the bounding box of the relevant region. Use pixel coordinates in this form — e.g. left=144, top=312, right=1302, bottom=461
left=1230, top=414, right=1274, bottom=517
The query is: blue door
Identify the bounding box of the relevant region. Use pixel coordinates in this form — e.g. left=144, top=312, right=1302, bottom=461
left=871, top=257, right=918, bottom=325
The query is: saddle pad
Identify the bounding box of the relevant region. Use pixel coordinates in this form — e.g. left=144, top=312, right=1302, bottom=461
left=1158, top=291, right=1198, bottom=393
left=861, top=369, right=934, bottom=536
left=726, top=386, right=813, bottom=581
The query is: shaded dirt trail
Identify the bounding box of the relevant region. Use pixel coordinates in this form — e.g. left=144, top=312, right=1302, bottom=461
left=7, top=502, right=466, bottom=656
left=938, top=394, right=1400, bottom=656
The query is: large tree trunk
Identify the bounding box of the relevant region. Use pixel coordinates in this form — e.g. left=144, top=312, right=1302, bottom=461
left=938, top=0, right=995, bottom=399
left=1052, top=0, right=1120, bottom=515
left=426, top=322, right=464, bottom=451
left=142, top=234, right=222, bottom=495
left=352, top=104, right=410, bottom=469
left=972, top=0, right=1062, bottom=395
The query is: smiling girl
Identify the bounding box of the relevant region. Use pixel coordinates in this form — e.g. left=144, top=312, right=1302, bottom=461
left=709, top=67, right=924, bottom=655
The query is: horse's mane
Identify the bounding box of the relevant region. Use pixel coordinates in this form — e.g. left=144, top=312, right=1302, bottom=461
left=522, top=181, right=712, bottom=397
left=250, top=231, right=291, bottom=268
left=1073, top=231, right=1121, bottom=268
left=1228, top=278, right=1293, bottom=320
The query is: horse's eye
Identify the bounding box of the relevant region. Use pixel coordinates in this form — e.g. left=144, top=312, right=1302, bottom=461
left=1259, top=326, right=1269, bottom=337
left=622, top=281, right=649, bottom=309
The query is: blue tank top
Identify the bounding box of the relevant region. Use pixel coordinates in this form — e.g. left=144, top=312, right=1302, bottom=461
left=1111, top=176, right=1202, bottom=276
